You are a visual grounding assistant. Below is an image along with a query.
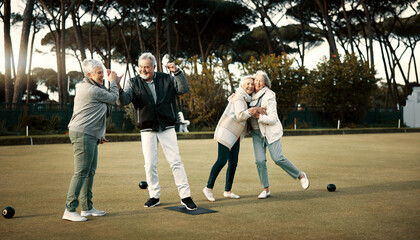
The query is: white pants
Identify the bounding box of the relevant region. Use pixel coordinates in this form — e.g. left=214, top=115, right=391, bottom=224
left=140, top=128, right=191, bottom=199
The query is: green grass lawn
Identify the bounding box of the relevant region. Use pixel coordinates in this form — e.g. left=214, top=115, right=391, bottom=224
left=0, top=133, right=419, bottom=240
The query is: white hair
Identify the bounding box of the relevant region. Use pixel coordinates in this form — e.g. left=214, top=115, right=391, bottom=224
left=138, top=52, right=156, bottom=67
left=82, top=59, right=103, bottom=78
left=239, top=75, right=255, bottom=88
left=255, top=70, right=271, bottom=88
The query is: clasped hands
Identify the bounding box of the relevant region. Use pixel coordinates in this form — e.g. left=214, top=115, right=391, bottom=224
left=249, top=107, right=266, bottom=119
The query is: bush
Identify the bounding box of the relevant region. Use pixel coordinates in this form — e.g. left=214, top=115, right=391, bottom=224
left=309, top=54, right=378, bottom=125
left=17, top=114, right=62, bottom=134
left=179, top=56, right=228, bottom=128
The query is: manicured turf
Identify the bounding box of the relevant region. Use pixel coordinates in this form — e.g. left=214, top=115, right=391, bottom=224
left=0, top=133, right=419, bottom=239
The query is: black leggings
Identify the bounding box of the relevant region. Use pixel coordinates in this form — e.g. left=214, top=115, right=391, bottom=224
left=206, top=140, right=240, bottom=191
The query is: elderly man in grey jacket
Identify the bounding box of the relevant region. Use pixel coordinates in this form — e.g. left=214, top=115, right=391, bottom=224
left=117, top=52, right=197, bottom=210
left=63, top=59, right=120, bottom=222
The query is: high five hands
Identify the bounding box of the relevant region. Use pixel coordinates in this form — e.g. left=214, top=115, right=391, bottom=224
left=106, top=69, right=124, bottom=90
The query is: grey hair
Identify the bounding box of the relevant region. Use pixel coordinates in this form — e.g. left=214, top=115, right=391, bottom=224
left=255, top=70, right=271, bottom=88
left=138, top=52, right=156, bottom=67
left=239, top=75, right=255, bottom=88
left=82, top=59, right=103, bottom=78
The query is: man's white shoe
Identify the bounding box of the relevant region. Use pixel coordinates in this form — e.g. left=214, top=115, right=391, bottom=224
left=62, top=209, right=87, bottom=222
left=203, top=187, right=216, bottom=201
left=224, top=191, right=240, bottom=199
left=299, top=172, right=310, bottom=190
left=81, top=207, right=106, bottom=217
left=258, top=190, right=271, bottom=199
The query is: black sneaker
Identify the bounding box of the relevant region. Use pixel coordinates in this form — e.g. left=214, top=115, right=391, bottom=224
left=144, top=198, right=160, bottom=208
left=181, top=197, right=197, bottom=211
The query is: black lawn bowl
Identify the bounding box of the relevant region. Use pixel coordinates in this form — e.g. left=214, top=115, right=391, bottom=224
left=327, top=184, right=336, bottom=192
left=2, top=206, right=15, bottom=219
left=139, top=181, right=148, bottom=189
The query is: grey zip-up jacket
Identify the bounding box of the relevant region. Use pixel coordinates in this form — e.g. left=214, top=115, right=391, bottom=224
left=68, top=78, right=119, bottom=139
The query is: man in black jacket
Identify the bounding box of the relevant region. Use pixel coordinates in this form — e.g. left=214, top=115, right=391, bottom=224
left=117, top=52, right=197, bottom=210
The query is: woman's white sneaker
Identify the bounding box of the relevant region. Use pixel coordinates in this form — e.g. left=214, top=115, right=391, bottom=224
left=299, top=172, right=310, bottom=190
left=258, top=190, right=271, bottom=199
left=203, top=187, right=215, bottom=201
left=81, top=207, right=106, bottom=217
left=223, top=191, right=240, bottom=199
left=62, top=209, right=87, bottom=222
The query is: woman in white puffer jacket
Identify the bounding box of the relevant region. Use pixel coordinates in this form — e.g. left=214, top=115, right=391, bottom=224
left=249, top=70, right=310, bottom=199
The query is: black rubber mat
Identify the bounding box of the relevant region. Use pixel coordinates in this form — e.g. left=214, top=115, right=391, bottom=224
left=164, top=206, right=218, bottom=215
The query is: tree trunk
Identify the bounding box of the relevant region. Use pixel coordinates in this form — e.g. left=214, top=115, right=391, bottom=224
left=314, top=0, right=338, bottom=57
left=89, top=0, right=97, bottom=58
left=155, top=12, right=162, bottom=71
left=133, top=3, right=145, bottom=53
left=340, top=0, right=354, bottom=53
left=252, top=1, right=286, bottom=53
left=3, top=0, right=13, bottom=104
left=378, top=39, right=395, bottom=108
left=261, top=20, right=274, bottom=54
left=166, top=0, right=172, bottom=61
left=361, top=0, right=374, bottom=69
left=59, top=0, right=69, bottom=104
left=13, top=0, right=34, bottom=103
left=71, top=10, right=87, bottom=61
left=26, top=23, right=36, bottom=104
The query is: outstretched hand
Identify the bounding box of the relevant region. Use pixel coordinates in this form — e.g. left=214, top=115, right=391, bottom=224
left=106, top=69, right=124, bottom=88
left=166, top=62, right=179, bottom=73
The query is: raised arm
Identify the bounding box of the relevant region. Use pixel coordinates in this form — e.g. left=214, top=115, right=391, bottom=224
left=167, top=62, right=189, bottom=95
left=91, top=70, right=120, bottom=104
left=117, top=77, right=134, bottom=106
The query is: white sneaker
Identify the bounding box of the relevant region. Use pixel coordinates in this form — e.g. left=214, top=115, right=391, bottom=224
left=223, top=191, right=240, bottom=199
left=81, top=207, right=106, bottom=217
left=258, top=190, right=271, bottom=199
left=299, top=172, right=310, bottom=190
left=203, top=187, right=215, bottom=201
left=62, top=209, right=87, bottom=222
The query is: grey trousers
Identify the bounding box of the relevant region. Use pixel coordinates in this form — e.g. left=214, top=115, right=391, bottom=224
left=65, top=131, right=98, bottom=212
left=252, top=130, right=300, bottom=188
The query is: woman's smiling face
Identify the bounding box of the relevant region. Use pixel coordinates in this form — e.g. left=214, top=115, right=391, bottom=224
left=254, top=75, right=266, bottom=93
left=241, top=78, right=255, bottom=95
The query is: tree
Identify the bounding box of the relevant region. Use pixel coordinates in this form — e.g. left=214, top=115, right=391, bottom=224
left=175, top=0, right=255, bottom=67
left=37, top=0, right=78, bottom=104
left=314, top=0, right=339, bottom=58
left=310, top=54, right=378, bottom=125
left=278, top=24, right=324, bottom=67
left=31, top=67, right=58, bottom=95
left=247, top=0, right=287, bottom=54
left=0, top=72, right=5, bottom=102
left=12, top=0, right=35, bottom=103
left=1, top=0, right=14, bottom=104
left=178, top=56, right=228, bottom=128
left=67, top=70, right=83, bottom=95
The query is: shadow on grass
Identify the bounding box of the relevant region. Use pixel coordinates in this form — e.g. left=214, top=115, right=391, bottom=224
left=198, top=180, right=420, bottom=207
left=13, top=213, right=57, bottom=219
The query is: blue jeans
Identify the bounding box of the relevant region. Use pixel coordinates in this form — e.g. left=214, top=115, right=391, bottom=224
left=252, top=130, right=300, bottom=188
left=206, top=141, right=240, bottom=191
left=65, top=131, right=98, bottom=212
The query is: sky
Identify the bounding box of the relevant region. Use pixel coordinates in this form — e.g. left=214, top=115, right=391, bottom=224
left=0, top=1, right=418, bottom=101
